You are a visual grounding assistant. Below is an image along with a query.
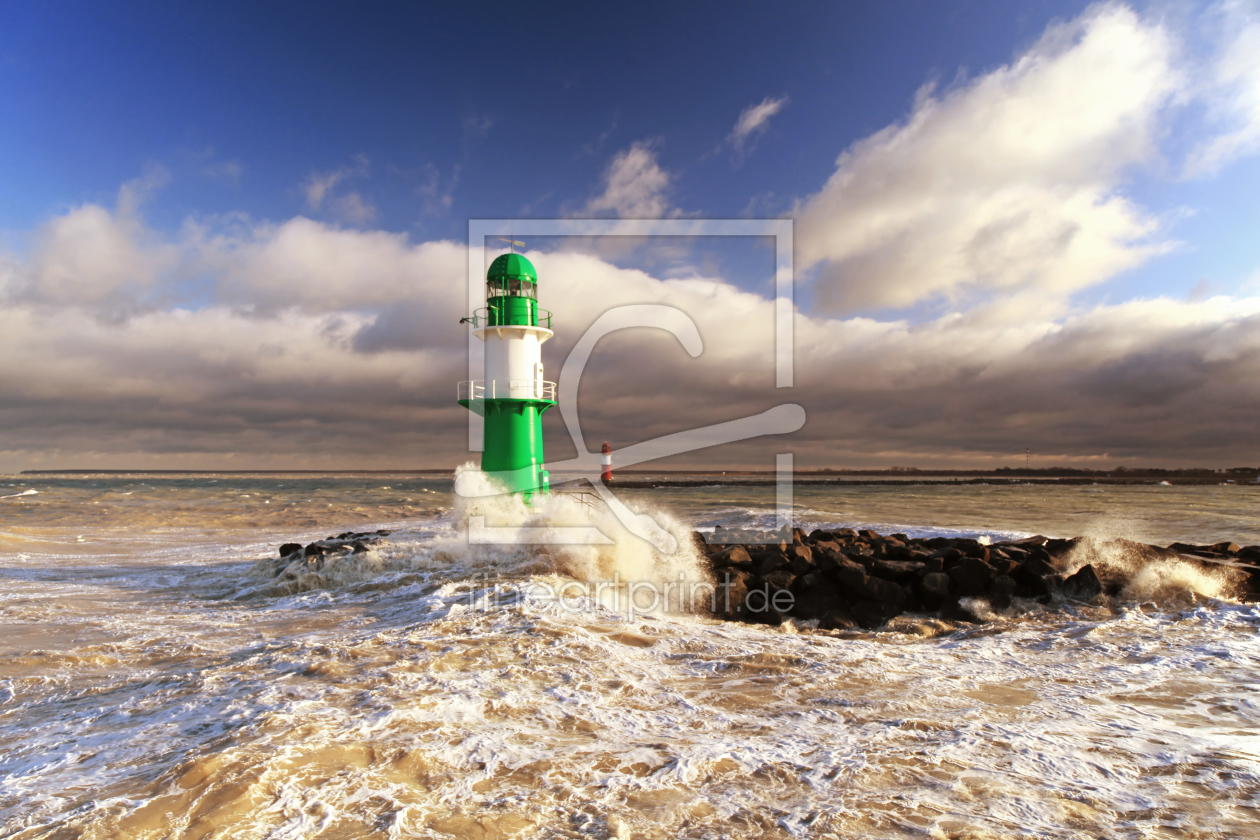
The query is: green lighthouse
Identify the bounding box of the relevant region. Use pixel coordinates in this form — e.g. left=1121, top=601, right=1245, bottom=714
left=458, top=251, right=556, bottom=496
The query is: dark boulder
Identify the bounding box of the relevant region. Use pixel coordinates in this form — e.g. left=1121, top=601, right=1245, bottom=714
left=790, top=572, right=844, bottom=620
left=1045, top=537, right=1083, bottom=559
left=1062, top=564, right=1103, bottom=602
left=917, top=572, right=952, bottom=610
left=279, top=543, right=302, bottom=558
left=886, top=544, right=916, bottom=561
left=762, top=569, right=795, bottom=594
left=710, top=546, right=754, bottom=571
left=743, top=579, right=793, bottom=624
left=986, top=575, right=1016, bottom=611
left=851, top=599, right=898, bottom=629
left=1237, top=565, right=1260, bottom=599
left=852, top=573, right=907, bottom=608
left=819, top=609, right=857, bottom=630
left=844, top=550, right=875, bottom=570
left=786, top=544, right=814, bottom=575
left=949, top=538, right=985, bottom=557
left=988, top=555, right=1021, bottom=577
left=1011, top=556, right=1061, bottom=598
left=943, top=599, right=988, bottom=623
left=712, top=570, right=750, bottom=621
left=999, top=546, right=1030, bottom=563
left=813, top=548, right=845, bottom=576
left=1014, top=556, right=1059, bottom=580
left=830, top=555, right=870, bottom=590
left=870, top=559, right=925, bottom=585
left=947, top=556, right=994, bottom=596
left=757, top=552, right=791, bottom=576
left=1170, top=542, right=1222, bottom=558
left=1024, top=546, right=1055, bottom=565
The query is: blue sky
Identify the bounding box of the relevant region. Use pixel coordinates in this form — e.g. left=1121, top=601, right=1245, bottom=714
left=5, top=1, right=1257, bottom=308
left=1, top=1, right=1259, bottom=470
left=0, top=3, right=1108, bottom=263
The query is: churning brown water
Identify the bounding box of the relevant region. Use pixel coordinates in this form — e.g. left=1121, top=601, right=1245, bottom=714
left=1, top=473, right=1258, bottom=839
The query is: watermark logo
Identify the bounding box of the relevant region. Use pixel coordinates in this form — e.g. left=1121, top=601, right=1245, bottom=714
left=453, top=572, right=792, bottom=621
left=460, top=219, right=803, bottom=551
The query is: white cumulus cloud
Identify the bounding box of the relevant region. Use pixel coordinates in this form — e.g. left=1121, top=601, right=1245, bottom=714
left=796, top=3, right=1183, bottom=313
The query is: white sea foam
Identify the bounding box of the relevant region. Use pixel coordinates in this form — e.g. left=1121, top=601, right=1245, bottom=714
left=6, top=585, right=1258, bottom=839
left=698, top=505, right=1035, bottom=544
left=243, top=465, right=712, bottom=616
left=4, top=476, right=1260, bottom=838
left=1057, top=536, right=1244, bottom=601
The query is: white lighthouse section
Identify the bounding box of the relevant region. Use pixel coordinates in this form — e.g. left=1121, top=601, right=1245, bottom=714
left=474, top=324, right=554, bottom=399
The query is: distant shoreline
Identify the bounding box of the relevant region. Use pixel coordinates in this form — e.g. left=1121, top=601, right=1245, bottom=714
left=13, top=469, right=1258, bottom=487
left=600, top=477, right=1258, bottom=487
left=18, top=467, right=1259, bottom=481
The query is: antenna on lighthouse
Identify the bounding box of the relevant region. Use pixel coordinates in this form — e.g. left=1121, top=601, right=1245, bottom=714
left=1026, top=447, right=1030, bottom=470
left=498, top=237, right=525, bottom=253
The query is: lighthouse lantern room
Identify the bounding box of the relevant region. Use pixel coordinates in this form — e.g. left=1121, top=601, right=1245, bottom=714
left=458, top=251, right=557, bottom=497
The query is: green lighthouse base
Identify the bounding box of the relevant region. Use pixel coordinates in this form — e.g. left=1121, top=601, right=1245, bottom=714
left=459, top=396, right=556, bottom=497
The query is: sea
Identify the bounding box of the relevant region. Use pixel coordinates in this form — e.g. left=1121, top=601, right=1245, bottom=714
left=1, top=472, right=1258, bottom=839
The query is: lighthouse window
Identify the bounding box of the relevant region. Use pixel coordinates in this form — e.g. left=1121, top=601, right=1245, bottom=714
left=486, top=277, right=536, bottom=298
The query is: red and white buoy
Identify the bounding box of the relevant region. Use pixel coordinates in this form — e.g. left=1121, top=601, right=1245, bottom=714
left=601, top=442, right=613, bottom=482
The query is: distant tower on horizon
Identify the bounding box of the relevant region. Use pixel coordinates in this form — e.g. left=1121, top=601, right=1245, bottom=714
left=602, top=442, right=613, bottom=482
left=458, top=250, right=557, bottom=497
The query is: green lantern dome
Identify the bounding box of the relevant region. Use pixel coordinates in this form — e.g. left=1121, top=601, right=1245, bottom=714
left=487, top=253, right=537, bottom=284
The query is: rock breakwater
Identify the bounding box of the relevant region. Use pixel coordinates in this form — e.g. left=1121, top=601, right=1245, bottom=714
left=703, top=526, right=1260, bottom=628
left=254, top=525, right=1260, bottom=629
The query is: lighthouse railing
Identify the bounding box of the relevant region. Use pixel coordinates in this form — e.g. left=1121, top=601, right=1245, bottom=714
left=462, top=308, right=553, bottom=329
left=458, top=379, right=557, bottom=401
